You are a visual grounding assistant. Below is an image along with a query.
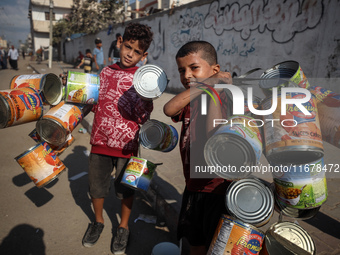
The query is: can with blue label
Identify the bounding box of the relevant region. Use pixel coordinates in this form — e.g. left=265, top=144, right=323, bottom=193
left=121, top=157, right=157, bottom=191
left=207, top=215, right=265, bottom=255
left=204, top=115, right=263, bottom=180
left=262, top=92, right=323, bottom=164
left=139, top=119, right=178, bottom=152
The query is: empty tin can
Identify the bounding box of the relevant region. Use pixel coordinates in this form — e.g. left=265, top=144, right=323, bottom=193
left=272, top=158, right=327, bottom=210
left=0, top=87, right=43, bottom=128
left=28, top=128, right=75, bottom=156
left=262, top=221, right=316, bottom=255
left=36, top=101, right=83, bottom=147
left=204, top=115, right=263, bottom=180
left=207, top=215, right=265, bottom=255
left=262, top=92, right=323, bottom=164
left=259, top=61, right=310, bottom=92
left=15, top=141, right=66, bottom=188
left=139, top=119, right=178, bottom=152
left=120, top=156, right=157, bottom=191
left=310, top=86, right=340, bottom=149
left=225, top=178, right=274, bottom=227
left=10, top=73, right=63, bottom=105
left=133, top=64, right=168, bottom=100
left=65, top=71, right=100, bottom=104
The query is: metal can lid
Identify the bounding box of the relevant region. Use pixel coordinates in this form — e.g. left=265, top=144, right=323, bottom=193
left=133, top=64, right=168, bottom=99
left=204, top=133, right=256, bottom=180
left=43, top=73, right=63, bottom=105
left=259, top=61, right=299, bottom=89
left=226, top=178, right=274, bottom=227
left=267, top=221, right=316, bottom=254
left=36, top=118, right=68, bottom=147
left=139, top=119, right=165, bottom=149
left=0, top=95, right=11, bottom=129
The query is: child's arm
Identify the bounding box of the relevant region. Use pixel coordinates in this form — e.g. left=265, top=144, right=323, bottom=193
left=163, top=86, right=203, bottom=117
left=76, top=59, right=85, bottom=69
left=206, top=72, right=232, bottom=136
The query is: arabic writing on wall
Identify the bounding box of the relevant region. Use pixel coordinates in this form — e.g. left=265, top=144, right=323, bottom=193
left=204, top=0, right=323, bottom=43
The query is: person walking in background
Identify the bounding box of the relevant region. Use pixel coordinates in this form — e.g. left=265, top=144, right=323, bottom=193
left=108, top=33, right=123, bottom=64
left=82, top=23, right=153, bottom=254
left=93, top=38, right=106, bottom=74
left=76, top=49, right=93, bottom=73
left=8, top=45, right=19, bottom=70
left=0, top=47, right=7, bottom=69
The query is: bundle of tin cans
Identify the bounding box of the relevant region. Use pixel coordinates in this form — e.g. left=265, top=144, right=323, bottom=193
left=0, top=71, right=98, bottom=189
left=205, top=61, right=337, bottom=254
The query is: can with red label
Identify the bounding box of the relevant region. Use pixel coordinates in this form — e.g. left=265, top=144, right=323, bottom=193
left=207, top=215, right=265, bottom=255
left=0, top=87, right=43, bottom=128
left=262, top=92, right=323, bottom=164
left=15, top=141, right=66, bottom=188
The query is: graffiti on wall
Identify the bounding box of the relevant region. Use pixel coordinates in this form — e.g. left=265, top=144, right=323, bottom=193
left=171, top=9, right=204, bottom=47
left=149, top=20, right=165, bottom=60
left=204, top=0, right=324, bottom=43
left=217, top=37, right=256, bottom=57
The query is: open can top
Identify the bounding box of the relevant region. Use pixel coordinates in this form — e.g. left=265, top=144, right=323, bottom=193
left=133, top=64, right=168, bottom=99
left=265, top=221, right=316, bottom=254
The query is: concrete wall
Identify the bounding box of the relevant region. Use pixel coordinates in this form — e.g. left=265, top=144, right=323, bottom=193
left=63, top=0, right=340, bottom=93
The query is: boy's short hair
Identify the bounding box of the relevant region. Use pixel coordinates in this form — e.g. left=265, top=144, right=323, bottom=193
left=123, top=23, right=153, bottom=52
left=95, top=38, right=102, bottom=44
left=176, top=41, right=217, bottom=66
left=86, top=49, right=91, bottom=54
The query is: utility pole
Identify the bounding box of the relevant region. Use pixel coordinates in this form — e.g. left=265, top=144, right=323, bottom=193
left=49, top=0, right=53, bottom=69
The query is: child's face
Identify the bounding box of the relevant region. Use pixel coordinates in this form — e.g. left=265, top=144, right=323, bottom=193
left=119, top=39, right=147, bottom=69
left=86, top=52, right=91, bottom=57
left=176, top=52, right=219, bottom=89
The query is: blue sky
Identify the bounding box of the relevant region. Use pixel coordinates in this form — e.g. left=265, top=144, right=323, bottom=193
left=0, top=0, right=30, bottom=48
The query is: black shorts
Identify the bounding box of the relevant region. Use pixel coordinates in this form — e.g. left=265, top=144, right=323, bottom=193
left=88, top=153, right=134, bottom=200
left=177, top=188, right=228, bottom=249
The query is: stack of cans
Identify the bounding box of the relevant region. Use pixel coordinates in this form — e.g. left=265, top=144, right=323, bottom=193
left=1, top=71, right=99, bottom=188
left=206, top=61, right=333, bottom=254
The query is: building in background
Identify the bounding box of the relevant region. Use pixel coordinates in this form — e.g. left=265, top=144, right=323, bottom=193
left=28, top=0, right=73, bottom=56
left=127, top=0, right=198, bottom=18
